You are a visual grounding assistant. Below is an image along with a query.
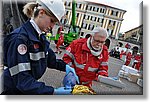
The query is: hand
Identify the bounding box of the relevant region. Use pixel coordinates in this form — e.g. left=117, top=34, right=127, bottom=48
left=54, top=87, right=72, bottom=95
left=66, top=65, right=79, bottom=84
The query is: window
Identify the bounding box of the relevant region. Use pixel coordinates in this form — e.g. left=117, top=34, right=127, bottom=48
left=82, top=23, right=87, bottom=29
left=100, top=8, right=105, bottom=13
left=101, top=19, right=104, bottom=23
left=113, top=21, right=116, bottom=26
left=108, top=20, right=111, bottom=25
left=111, top=10, right=118, bottom=16
left=85, top=15, right=90, bottom=20
left=98, top=18, right=103, bottom=23
left=108, top=20, right=115, bottom=26
left=66, top=11, right=69, bottom=15
left=76, top=13, right=79, bottom=17
left=88, top=24, right=94, bottom=30
left=87, top=6, right=91, bottom=10
left=92, top=17, right=96, bottom=21
left=116, top=11, right=118, bottom=16
left=93, top=7, right=99, bottom=12
left=92, top=25, right=94, bottom=30
left=66, top=1, right=71, bottom=6
left=97, top=18, right=100, bottom=22
left=77, top=3, right=82, bottom=9
left=81, top=32, right=84, bottom=37
left=83, top=14, right=86, bottom=19
left=100, top=8, right=102, bottom=13
left=93, top=7, right=95, bottom=11
left=92, top=16, right=96, bottom=21
left=79, top=4, right=82, bottom=8
left=90, top=6, right=92, bottom=10
left=64, top=19, right=67, bottom=24
left=97, top=8, right=99, bottom=12
left=90, top=16, right=93, bottom=20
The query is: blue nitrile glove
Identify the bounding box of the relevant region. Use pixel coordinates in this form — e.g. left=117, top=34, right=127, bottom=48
left=63, top=71, right=77, bottom=89
left=66, top=65, right=79, bottom=84
left=54, top=87, right=72, bottom=95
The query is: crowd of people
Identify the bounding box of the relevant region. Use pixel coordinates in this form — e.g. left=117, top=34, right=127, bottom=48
left=120, top=47, right=142, bottom=71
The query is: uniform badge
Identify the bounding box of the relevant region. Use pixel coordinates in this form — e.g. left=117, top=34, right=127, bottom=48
left=34, top=44, right=39, bottom=49
left=17, top=44, right=27, bottom=55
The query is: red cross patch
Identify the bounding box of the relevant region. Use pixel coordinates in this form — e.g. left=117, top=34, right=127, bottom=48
left=34, top=44, right=39, bottom=49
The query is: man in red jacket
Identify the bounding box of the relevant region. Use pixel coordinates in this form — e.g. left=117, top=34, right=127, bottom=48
left=63, top=27, right=109, bottom=87
left=132, top=53, right=141, bottom=71
left=56, top=26, right=64, bottom=54
left=124, top=51, right=132, bottom=66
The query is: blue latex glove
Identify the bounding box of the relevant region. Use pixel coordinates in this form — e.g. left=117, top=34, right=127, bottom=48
left=66, top=65, right=79, bottom=84
left=54, top=87, right=72, bottom=95
left=63, top=71, right=76, bottom=89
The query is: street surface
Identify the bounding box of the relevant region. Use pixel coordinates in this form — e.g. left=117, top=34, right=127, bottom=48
left=39, top=42, right=143, bottom=95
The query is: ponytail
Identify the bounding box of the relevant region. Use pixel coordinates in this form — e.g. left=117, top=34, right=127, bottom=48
left=23, top=2, right=38, bottom=18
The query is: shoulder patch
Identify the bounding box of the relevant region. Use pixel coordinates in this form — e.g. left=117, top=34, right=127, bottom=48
left=17, top=44, right=27, bottom=55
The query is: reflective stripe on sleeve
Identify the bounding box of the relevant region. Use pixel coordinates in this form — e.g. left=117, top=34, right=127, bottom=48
left=74, top=59, right=84, bottom=69
left=9, top=63, right=31, bottom=76
left=65, top=51, right=99, bottom=71
left=29, top=52, right=45, bottom=61
left=65, top=50, right=99, bottom=72
left=88, top=67, right=98, bottom=72
left=65, top=50, right=74, bottom=59
left=65, top=51, right=85, bottom=69
left=100, top=62, right=108, bottom=66
left=98, top=70, right=107, bottom=73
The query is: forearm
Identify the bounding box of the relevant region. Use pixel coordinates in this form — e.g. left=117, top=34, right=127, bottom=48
left=15, top=72, right=54, bottom=95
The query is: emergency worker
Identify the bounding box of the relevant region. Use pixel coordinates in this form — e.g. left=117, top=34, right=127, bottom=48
left=2, top=0, right=79, bottom=95
left=132, top=53, right=141, bottom=71
left=124, top=51, right=132, bottom=66
left=56, top=26, right=64, bottom=54
left=63, top=27, right=109, bottom=87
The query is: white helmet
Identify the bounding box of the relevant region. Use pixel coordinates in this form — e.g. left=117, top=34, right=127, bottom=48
left=36, top=0, right=65, bottom=22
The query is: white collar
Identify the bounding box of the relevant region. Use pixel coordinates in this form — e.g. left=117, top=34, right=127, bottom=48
left=30, top=18, right=42, bottom=35
left=87, top=37, right=103, bottom=56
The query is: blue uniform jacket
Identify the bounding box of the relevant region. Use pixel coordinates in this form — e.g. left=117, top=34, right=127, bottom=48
left=2, top=20, right=66, bottom=95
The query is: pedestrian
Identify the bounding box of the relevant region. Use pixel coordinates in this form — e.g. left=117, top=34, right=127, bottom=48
left=63, top=27, right=109, bottom=88
left=132, top=53, right=141, bottom=71
left=2, top=0, right=79, bottom=95
left=55, top=26, right=64, bottom=54
left=120, top=50, right=125, bottom=59
left=125, top=43, right=131, bottom=49
left=124, top=51, right=132, bottom=66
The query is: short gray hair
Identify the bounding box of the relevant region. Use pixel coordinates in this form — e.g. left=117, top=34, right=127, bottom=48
left=91, top=27, right=109, bottom=38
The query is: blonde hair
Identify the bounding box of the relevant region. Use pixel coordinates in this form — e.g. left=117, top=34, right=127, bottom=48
left=23, top=2, right=54, bottom=19
left=23, top=2, right=38, bottom=18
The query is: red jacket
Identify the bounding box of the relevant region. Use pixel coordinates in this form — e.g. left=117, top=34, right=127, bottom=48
left=63, top=38, right=109, bottom=86
left=126, top=52, right=132, bottom=61
left=56, top=34, right=64, bottom=48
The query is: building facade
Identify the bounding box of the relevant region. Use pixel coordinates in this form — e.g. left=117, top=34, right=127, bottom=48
left=123, top=25, right=143, bottom=45
left=61, top=0, right=126, bottom=39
